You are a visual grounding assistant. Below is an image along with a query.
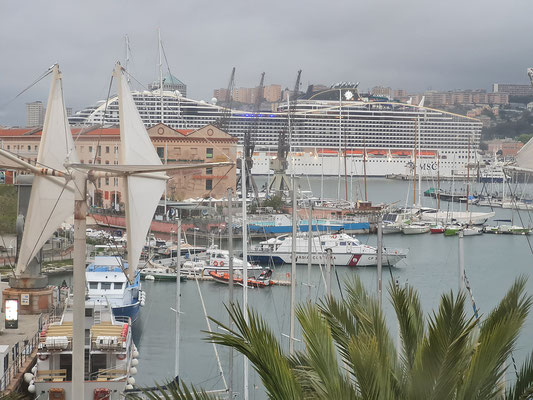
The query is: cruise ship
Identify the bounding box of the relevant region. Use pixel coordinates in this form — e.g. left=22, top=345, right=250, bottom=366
left=69, top=85, right=482, bottom=178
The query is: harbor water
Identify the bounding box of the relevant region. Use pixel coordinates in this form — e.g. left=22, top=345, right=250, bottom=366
left=50, top=177, right=533, bottom=398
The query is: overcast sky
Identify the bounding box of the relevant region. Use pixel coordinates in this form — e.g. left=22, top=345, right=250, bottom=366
left=1, top=0, right=532, bottom=126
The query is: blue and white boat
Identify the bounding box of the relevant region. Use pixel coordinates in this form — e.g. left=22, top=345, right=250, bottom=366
left=86, top=256, right=145, bottom=323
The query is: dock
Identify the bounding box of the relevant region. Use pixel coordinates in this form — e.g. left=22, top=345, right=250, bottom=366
left=0, top=312, right=42, bottom=394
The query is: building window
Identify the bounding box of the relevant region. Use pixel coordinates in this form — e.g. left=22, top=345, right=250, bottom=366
left=157, top=147, right=165, bottom=159
left=89, top=282, right=98, bottom=290
left=114, top=282, right=123, bottom=290
left=34, top=145, right=38, bottom=151
left=6, top=145, right=9, bottom=150
left=27, top=145, right=31, bottom=151
left=105, top=160, right=110, bottom=165
left=206, top=148, right=213, bottom=159
left=89, top=146, right=93, bottom=153
left=105, top=178, right=109, bottom=185
left=105, top=146, right=110, bottom=153
left=206, top=179, right=213, bottom=190
left=114, top=145, right=119, bottom=154
left=101, top=282, right=111, bottom=290
left=206, top=167, right=213, bottom=175
left=97, top=146, right=101, bottom=156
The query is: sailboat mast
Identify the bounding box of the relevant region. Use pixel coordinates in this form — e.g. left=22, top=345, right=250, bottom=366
left=437, top=151, right=441, bottom=210
left=418, top=117, right=422, bottom=206
left=363, top=138, right=368, bottom=201
left=337, top=90, right=342, bottom=200
left=125, top=35, right=131, bottom=83
left=72, top=171, right=88, bottom=396
left=413, top=119, right=418, bottom=206
left=307, top=205, right=312, bottom=301
left=227, top=188, right=234, bottom=399
left=466, top=138, right=471, bottom=212
left=290, top=174, right=297, bottom=355
left=241, top=154, right=249, bottom=400
left=158, top=28, right=163, bottom=125
left=175, top=219, right=181, bottom=380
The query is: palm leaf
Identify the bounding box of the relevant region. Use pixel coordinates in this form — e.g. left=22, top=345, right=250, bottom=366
left=206, top=302, right=304, bottom=400
left=389, top=281, right=425, bottom=375
left=409, top=291, right=476, bottom=400
left=126, top=380, right=216, bottom=400
left=506, top=350, right=533, bottom=400
left=294, top=303, right=358, bottom=399
left=458, top=276, right=532, bottom=400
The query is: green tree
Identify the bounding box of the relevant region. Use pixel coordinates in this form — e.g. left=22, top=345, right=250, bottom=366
left=261, top=195, right=285, bottom=211
left=133, top=277, right=533, bottom=399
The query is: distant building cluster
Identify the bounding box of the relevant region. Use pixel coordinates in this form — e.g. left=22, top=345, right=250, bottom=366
left=485, top=138, right=524, bottom=157
left=492, top=83, right=533, bottom=97
left=389, top=88, right=509, bottom=107
left=213, top=84, right=281, bottom=104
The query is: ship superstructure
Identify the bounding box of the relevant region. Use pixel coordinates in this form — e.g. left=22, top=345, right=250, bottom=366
left=70, top=88, right=482, bottom=177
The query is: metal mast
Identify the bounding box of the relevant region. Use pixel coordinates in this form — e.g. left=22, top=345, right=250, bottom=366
left=158, top=28, right=164, bottom=125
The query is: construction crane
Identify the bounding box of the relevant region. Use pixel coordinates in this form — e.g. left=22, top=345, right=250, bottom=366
left=268, top=69, right=302, bottom=196
left=237, top=72, right=264, bottom=204
left=215, top=67, right=235, bottom=132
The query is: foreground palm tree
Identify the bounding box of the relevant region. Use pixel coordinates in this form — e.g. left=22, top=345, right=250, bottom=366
left=131, top=276, right=533, bottom=399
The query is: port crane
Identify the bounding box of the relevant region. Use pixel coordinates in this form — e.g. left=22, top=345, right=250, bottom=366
left=216, top=67, right=236, bottom=132
left=268, top=69, right=301, bottom=196
left=237, top=72, right=264, bottom=204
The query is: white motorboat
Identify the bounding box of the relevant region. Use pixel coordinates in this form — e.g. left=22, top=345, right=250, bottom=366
left=463, top=226, right=483, bottom=236
left=402, top=223, right=430, bottom=235
left=382, top=221, right=403, bottom=234
left=248, top=233, right=408, bottom=267
left=420, top=209, right=495, bottom=225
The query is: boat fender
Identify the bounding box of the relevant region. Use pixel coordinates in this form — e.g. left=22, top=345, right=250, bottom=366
left=220, top=261, right=225, bottom=266
left=130, top=366, right=137, bottom=375
left=132, top=350, right=139, bottom=358
left=28, top=384, right=36, bottom=394
left=131, top=358, right=139, bottom=366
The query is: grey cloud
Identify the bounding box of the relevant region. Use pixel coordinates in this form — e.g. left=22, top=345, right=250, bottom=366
left=1, top=0, right=532, bottom=125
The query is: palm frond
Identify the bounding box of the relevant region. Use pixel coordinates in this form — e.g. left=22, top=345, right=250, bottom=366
left=506, top=350, right=533, bottom=400
left=126, top=380, right=216, bottom=400
left=389, top=280, right=425, bottom=375
left=206, top=302, right=304, bottom=400
left=409, top=291, right=476, bottom=400
left=294, top=303, right=358, bottom=399
left=458, top=276, right=532, bottom=400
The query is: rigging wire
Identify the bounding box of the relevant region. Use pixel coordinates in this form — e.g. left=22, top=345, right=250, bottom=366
left=0, top=66, right=54, bottom=110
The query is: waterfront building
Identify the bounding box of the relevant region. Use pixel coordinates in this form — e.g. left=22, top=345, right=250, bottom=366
left=0, top=124, right=237, bottom=207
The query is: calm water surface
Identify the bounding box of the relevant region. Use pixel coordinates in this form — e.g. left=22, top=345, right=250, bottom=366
left=51, top=177, right=533, bottom=398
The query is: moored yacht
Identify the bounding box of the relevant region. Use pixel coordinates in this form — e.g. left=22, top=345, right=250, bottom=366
left=248, top=232, right=408, bottom=267
left=86, top=256, right=145, bottom=323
